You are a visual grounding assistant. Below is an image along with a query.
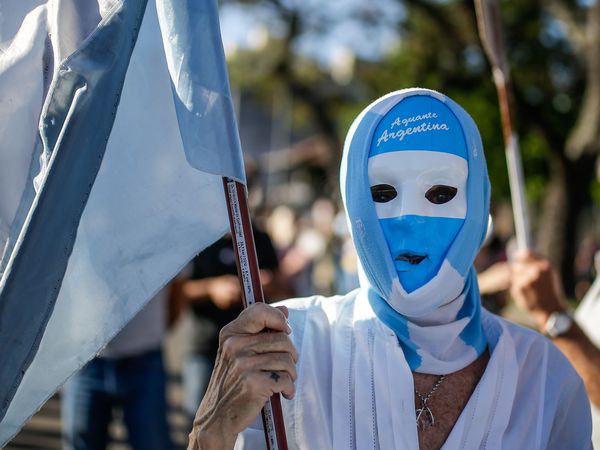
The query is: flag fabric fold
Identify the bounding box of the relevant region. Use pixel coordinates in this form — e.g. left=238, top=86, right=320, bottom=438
left=0, top=0, right=244, bottom=444
left=156, top=0, right=245, bottom=181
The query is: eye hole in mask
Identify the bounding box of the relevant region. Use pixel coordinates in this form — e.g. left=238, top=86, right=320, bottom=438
left=425, top=185, right=458, bottom=205
left=370, top=183, right=458, bottom=206
left=371, top=184, right=397, bottom=203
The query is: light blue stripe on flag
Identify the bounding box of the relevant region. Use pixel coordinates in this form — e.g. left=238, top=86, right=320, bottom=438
left=157, top=0, right=245, bottom=182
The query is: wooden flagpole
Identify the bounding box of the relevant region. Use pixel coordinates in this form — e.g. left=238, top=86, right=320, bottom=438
left=475, top=0, right=532, bottom=250
left=222, top=177, right=289, bottom=450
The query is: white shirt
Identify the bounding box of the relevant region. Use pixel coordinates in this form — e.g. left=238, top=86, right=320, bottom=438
left=99, top=287, right=168, bottom=359
left=576, top=277, right=600, bottom=449
left=236, top=291, right=592, bottom=449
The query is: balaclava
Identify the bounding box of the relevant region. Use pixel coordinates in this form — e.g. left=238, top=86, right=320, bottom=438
left=340, top=88, right=489, bottom=374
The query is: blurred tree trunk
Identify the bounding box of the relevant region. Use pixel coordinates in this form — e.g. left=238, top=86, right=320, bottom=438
left=537, top=153, right=597, bottom=295
left=271, top=10, right=343, bottom=195
left=538, top=0, right=600, bottom=295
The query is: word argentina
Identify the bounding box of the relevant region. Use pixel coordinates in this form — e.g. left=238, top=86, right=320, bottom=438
left=376, top=112, right=450, bottom=147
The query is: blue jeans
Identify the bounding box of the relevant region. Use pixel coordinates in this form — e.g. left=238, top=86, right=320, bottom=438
left=62, top=349, right=172, bottom=450
left=182, top=354, right=214, bottom=429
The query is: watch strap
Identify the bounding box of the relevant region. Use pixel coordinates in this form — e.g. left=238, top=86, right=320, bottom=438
left=544, top=310, right=574, bottom=338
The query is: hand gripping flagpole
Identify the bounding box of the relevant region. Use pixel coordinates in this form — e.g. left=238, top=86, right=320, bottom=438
left=475, top=0, right=532, bottom=250
left=222, top=177, right=289, bottom=450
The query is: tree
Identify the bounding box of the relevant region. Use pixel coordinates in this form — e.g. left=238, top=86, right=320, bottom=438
left=221, top=0, right=599, bottom=295
left=531, top=0, right=600, bottom=294
left=351, top=0, right=599, bottom=295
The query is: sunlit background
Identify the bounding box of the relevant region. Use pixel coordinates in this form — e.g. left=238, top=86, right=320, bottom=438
left=6, top=0, right=600, bottom=448
left=218, top=0, right=599, bottom=299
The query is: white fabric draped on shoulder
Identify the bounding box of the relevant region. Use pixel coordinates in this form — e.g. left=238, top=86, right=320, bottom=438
left=576, top=277, right=600, bottom=449
left=236, top=293, right=592, bottom=450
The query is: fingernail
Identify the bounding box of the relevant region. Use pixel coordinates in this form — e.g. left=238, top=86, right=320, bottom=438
left=286, top=320, right=293, bottom=335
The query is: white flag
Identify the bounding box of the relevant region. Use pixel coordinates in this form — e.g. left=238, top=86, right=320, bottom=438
left=0, top=0, right=244, bottom=444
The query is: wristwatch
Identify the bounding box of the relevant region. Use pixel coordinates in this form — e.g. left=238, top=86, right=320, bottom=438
left=543, top=311, right=573, bottom=338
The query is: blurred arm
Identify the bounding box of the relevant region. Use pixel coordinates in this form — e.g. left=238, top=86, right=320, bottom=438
left=510, top=250, right=600, bottom=407
left=477, top=261, right=511, bottom=295
left=181, top=275, right=242, bottom=310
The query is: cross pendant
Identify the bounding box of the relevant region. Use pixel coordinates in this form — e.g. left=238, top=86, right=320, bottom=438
left=416, top=404, right=435, bottom=429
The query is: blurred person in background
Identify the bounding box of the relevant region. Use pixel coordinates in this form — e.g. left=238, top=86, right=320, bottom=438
left=267, top=205, right=315, bottom=297
left=266, top=205, right=298, bottom=263
left=62, top=287, right=173, bottom=450
left=271, top=199, right=338, bottom=297
left=332, top=207, right=360, bottom=294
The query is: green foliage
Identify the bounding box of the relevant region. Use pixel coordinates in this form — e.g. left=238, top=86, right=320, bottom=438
left=223, top=0, right=596, bottom=208
left=592, top=178, right=600, bottom=204
left=222, top=0, right=598, bottom=294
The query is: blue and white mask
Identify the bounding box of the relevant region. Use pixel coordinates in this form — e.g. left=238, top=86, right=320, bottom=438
left=341, top=89, right=489, bottom=373
left=369, top=95, right=469, bottom=293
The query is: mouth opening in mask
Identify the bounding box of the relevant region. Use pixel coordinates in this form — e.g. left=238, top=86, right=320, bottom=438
left=395, top=253, right=427, bottom=266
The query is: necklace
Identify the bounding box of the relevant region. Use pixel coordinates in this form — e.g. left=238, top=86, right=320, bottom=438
left=415, top=375, right=446, bottom=430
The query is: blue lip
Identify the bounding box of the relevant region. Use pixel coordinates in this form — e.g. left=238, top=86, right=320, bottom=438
left=394, top=253, right=428, bottom=273
left=394, top=251, right=427, bottom=265
left=379, top=215, right=464, bottom=293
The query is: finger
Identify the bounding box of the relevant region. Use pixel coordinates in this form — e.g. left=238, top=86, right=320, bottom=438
left=259, top=270, right=273, bottom=285
left=230, top=303, right=291, bottom=335
left=513, top=267, right=537, bottom=290
left=511, top=256, right=540, bottom=278
left=512, top=248, right=538, bottom=264
left=226, top=279, right=243, bottom=291
left=275, top=305, right=289, bottom=318
left=221, top=351, right=297, bottom=390
left=263, top=371, right=295, bottom=400
left=220, top=332, right=298, bottom=364
left=249, top=353, right=298, bottom=381
left=276, top=306, right=292, bottom=335
left=244, top=371, right=296, bottom=401
left=243, top=332, right=298, bottom=362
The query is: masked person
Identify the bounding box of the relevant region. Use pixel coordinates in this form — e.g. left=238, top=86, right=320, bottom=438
left=187, top=89, right=591, bottom=450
